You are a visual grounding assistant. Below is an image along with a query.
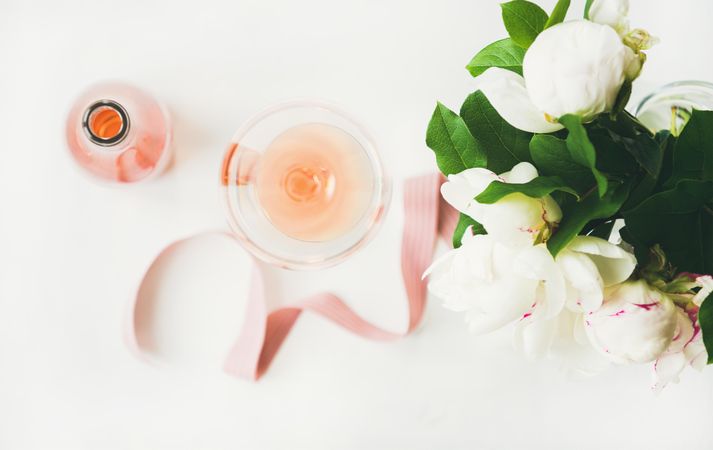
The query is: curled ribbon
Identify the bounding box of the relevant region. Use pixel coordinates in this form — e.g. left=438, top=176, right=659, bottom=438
left=127, top=173, right=457, bottom=380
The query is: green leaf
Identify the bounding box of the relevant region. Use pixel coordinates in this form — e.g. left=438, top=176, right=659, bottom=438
left=622, top=172, right=657, bottom=212
left=529, top=134, right=595, bottom=193
left=452, top=213, right=486, bottom=248
left=656, top=130, right=676, bottom=189
left=584, top=0, right=594, bottom=18
left=616, top=129, right=666, bottom=211
left=460, top=90, right=533, bottom=174
left=466, top=38, right=525, bottom=78
left=500, top=0, right=549, bottom=49
left=670, top=109, right=713, bottom=183
left=622, top=179, right=713, bottom=274
left=426, top=102, right=487, bottom=175
left=610, top=80, right=632, bottom=119
left=544, top=0, right=570, bottom=29
left=613, top=131, right=661, bottom=178
left=588, top=220, right=616, bottom=240
left=698, top=292, right=713, bottom=364
left=595, top=114, right=662, bottom=178
left=560, top=114, right=608, bottom=197
left=618, top=226, right=646, bottom=263
left=587, top=129, right=638, bottom=176
left=547, top=182, right=631, bottom=256
left=475, top=176, right=578, bottom=204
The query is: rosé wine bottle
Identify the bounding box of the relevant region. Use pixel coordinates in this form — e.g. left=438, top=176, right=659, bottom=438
left=65, top=82, right=172, bottom=183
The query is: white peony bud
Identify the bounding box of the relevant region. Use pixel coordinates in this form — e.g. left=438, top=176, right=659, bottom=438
left=624, top=49, right=645, bottom=81
left=585, top=280, right=678, bottom=364
left=650, top=275, right=711, bottom=390
left=440, top=162, right=562, bottom=248
left=588, top=0, right=630, bottom=36
left=522, top=20, right=638, bottom=122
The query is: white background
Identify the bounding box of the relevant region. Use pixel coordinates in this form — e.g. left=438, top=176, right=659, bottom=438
left=2, top=0, right=713, bottom=449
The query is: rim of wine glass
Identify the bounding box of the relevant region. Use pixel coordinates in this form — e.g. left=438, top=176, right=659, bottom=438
left=635, top=80, right=713, bottom=115
left=220, top=98, right=392, bottom=270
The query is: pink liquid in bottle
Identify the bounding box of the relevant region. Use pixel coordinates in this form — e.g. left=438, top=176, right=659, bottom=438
left=65, top=82, right=172, bottom=183
left=254, top=123, right=375, bottom=242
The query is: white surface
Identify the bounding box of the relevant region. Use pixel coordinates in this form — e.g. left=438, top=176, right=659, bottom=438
left=2, top=0, right=713, bottom=448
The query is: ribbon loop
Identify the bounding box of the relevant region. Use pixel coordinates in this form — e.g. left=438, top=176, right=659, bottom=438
left=129, top=173, right=456, bottom=380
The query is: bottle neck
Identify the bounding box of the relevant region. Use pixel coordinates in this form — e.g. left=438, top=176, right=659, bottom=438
left=82, top=99, right=130, bottom=146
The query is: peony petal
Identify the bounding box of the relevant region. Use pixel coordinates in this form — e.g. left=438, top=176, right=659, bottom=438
left=666, top=308, right=695, bottom=354
left=465, top=250, right=538, bottom=335
left=513, top=315, right=558, bottom=360
left=474, top=67, right=564, bottom=134
left=550, top=310, right=611, bottom=378
left=513, top=244, right=566, bottom=318
left=685, top=338, right=708, bottom=371
left=477, top=194, right=548, bottom=247
left=572, top=312, right=590, bottom=346
left=465, top=293, right=532, bottom=334
left=693, top=275, right=713, bottom=306
left=567, top=236, right=636, bottom=286
left=542, top=196, right=563, bottom=224
left=424, top=241, right=474, bottom=311
left=440, top=169, right=498, bottom=220
left=556, top=249, right=604, bottom=312
left=652, top=352, right=687, bottom=392
left=500, top=162, right=539, bottom=184
left=585, top=281, right=678, bottom=365
left=588, top=0, right=630, bottom=36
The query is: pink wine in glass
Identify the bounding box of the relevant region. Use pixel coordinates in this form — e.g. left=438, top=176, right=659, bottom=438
left=221, top=100, right=389, bottom=269
left=255, top=123, right=375, bottom=242
left=65, top=82, right=172, bottom=183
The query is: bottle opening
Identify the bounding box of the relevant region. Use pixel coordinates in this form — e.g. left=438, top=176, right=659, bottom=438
left=82, top=100, right=129, bottom=146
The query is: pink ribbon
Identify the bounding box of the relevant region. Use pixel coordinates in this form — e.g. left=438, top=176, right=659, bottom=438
left=127, top=173, right=457, bottom=380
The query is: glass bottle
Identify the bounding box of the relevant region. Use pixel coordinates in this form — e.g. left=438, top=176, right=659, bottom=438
left=65, top=82, right=172, bottom=183
left=636, top=80, right=713, bottom=134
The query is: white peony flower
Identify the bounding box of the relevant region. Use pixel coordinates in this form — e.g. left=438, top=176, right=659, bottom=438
left=585, top=280, right=678, bottom=364
left=424, top=229, right=565, bottom=334
left=475, top=21, right=638, bottom=133
left=652, top=307, right=708, bottom=391
left=432, top=163, right=638, bottom=363
left=513, top=236, right=636, bottom=361
left=430, top=163, right=640, bottom=370
left=440, top=162, right=562, bottom=248
left=589, top=0, right=630, bottom=36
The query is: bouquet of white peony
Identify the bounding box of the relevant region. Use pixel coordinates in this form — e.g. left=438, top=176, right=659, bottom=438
left=425, top=0, right=713, bottom=390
